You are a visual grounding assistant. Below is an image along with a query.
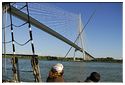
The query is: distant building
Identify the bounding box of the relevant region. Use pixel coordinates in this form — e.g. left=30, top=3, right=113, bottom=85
left=84, top=51, right=94, bottom=60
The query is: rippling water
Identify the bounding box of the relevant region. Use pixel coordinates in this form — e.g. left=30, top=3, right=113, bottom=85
left=2, top=58, right=122, bottom=82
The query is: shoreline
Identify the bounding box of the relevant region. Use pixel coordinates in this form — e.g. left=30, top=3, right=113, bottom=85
left=2, top=55, right=122, bottom=63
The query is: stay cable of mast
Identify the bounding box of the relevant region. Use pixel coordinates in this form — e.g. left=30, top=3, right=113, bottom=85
left=64, top=10, right=96, bottom=58
left=5, top=4, right=83, bottom=52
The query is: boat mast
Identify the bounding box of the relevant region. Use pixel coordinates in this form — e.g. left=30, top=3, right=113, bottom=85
left=2, top=3, right=7, bottom=77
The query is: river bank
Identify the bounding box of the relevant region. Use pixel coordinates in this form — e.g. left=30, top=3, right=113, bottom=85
left=2, top=55, right=122, bottom=63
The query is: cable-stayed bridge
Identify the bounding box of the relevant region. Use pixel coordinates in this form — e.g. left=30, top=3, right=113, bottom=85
left=2, top=2, right=94, bottom=82
left=3, top=3, right=94, bottom=60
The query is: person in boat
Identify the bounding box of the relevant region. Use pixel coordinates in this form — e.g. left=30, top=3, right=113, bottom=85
left=84, top=72, right=100, bottom=82
left=46, top=63, right=64, bottom=82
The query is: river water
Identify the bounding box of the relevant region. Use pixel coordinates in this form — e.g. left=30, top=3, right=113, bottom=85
left=2, top=58, right=122, bottom=82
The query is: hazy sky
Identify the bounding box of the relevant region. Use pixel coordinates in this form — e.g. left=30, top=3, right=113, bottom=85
left=2, top=2, right=122, bottom=59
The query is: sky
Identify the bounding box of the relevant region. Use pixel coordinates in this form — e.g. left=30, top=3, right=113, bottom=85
left=2, top=2, right=123, bottom=59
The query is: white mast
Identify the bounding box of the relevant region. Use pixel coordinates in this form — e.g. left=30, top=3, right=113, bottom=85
left=73, top=13, right=85, bottom=61
left=78, top=13, right=85, bottom=60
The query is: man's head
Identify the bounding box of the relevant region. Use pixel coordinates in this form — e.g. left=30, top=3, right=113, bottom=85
left=89, top=72, right=100, bottom=82
left=52, top=63, right=64, bottom=75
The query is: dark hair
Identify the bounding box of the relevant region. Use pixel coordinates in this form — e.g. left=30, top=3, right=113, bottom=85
left=89, top=72, right=100, bottom=82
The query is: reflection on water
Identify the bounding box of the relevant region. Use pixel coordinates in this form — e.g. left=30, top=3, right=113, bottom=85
left=2, top=58, right=122, bottom=82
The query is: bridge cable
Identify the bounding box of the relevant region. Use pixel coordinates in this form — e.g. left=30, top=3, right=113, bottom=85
left=63, top=10, right=96, bottom=59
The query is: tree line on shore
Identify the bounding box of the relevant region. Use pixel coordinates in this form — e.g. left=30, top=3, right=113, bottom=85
left=3, top=55, right=122, bottom=63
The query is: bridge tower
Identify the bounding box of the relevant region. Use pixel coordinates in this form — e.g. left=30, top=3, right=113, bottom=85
left=73, top=14, right=85, bottom=61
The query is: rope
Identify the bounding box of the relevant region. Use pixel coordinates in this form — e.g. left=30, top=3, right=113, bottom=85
left=3, top=3, right=43, bottom=82
left=2, top=40, right=12, bottom=44
left=12, top=22, right=28, bottom=27
left=11, top=2, right=16, bottom=6
left=9, top=3, right=19, bottom=82
left=2, top=22, right=28, bottom=29
left=26, top=3, right=35, bottom=55
left=64, top=10, right=96, bottom=58
left=19, top=4, right=27, bottom=10
left=26, top=3, right=41, bottom=82
left=2, top=24, right=11, bottom=29
left=2, top=39, right=31, bottom=46
left=14, top=39, right=31, bottom=46
left=9, top=3, right=15, bottom=54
